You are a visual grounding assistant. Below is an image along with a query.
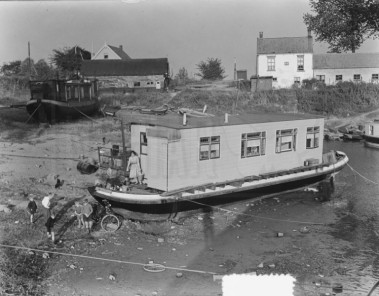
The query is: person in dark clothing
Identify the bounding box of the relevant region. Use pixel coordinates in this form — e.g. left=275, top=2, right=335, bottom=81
left=27, top=195, right=37, bottom=223
left=45, top=212, right=56, bottom=243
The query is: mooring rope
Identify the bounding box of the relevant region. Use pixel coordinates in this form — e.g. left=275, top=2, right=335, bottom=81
left=25, top=103, right=41, bottom=124
left=347, top=163, right=379, bottom=185
left=0, top=153, right=79, bottom=161
left=0, top=243, right=217, bottom=275
left=186, top=199, right=326, bottom=225
left=72, top=105, right=99, bottom=123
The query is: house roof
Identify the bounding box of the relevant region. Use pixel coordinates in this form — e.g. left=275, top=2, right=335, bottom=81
left=117, top=111, right=323, bottom=130
left=257, top=37, right=313, bottom=55
left=313, top=53, right=379, bottom=69
left=81, top=59, right=169, bottom=76
left=108, top=45, right=131, bottom=60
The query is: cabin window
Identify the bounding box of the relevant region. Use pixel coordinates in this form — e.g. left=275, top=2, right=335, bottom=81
left=306, top=126, right=320, bottom=149
left=369, top=125, right=374, bottom=136
left=336, top=75, right=343, bottom=82
left=241, top=132, right=266, bottom=158
left=200, top=136, right=220, bottom=160
left=297, top=55, right=304, bottom=71
left=83, top=86, right=91, bottom=99
left=267, top=56, right=275, bottom=71
left=354, top=74, right=361, bottom=81
left=276, top=129, right=297, bottom=153
left=140, top=132, right=147, bottom=155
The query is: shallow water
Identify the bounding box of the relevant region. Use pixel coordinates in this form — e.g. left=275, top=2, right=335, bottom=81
left=324, top=140, right=379, bottom=294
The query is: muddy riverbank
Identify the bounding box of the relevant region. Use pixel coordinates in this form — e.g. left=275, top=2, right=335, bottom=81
left=1, top=108, right=379, bottom=295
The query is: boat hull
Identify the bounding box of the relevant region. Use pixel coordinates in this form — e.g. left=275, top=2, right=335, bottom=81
left=88, top=151, right=349, bottom=219
left=363, top=135, right=379, bottom=148
left=26, top=99, right=99, bottom=122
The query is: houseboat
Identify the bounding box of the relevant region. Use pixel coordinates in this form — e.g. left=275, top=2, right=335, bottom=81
left=363, top=120, right=379, bottom=148
left=89, top=112, right=349, bottom=220
left=26, top=79, right=99, bottom=122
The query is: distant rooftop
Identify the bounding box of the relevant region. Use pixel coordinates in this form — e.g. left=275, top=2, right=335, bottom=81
left=81, top=58, right=169, bottom=76
left=118, top=112, right=323, bottom=130
left=257, top=36, right=313, bottom=55
left=108, top=45, right=131, bottom=60
left=314, top=53, right=379, bottom=69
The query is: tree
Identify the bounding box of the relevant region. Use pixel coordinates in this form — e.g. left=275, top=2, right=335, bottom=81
left=304, top=0, right=379, bottom=53
left=195, top=58, right=226, bottom=80
left=50, top=46, right=91, bottom=78
left=34, top=59, right=56, bottom=80
left=175, top=67, right=189, bottom=84
left=1, top=60, right=22, bottom=76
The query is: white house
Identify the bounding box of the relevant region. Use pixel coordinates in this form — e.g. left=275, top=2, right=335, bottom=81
left=256, top=31, right=314, bottom=89
left=313, top=53, right=379, bottom=85
left=92, top=43, right=131, bottom=60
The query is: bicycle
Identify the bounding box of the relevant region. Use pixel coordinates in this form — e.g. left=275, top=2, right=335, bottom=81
left=94, top=199, right=121, bottom=232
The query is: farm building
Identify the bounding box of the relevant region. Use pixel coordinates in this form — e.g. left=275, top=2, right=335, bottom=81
left=120, top=112, right=324, bottom=192
left=313, top=53, right=379, bottom=85
left=256, top=31, right=314, bottom=89
left=81, top=58, right=169, bottom=92
left=92, top=43, right=131, bottom=60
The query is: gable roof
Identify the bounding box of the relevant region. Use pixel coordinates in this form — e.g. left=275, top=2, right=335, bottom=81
left=257, top=36, right=313, bottom=55
left=81, top=59, right=169, bottom=76
left=108, top=45, right=131, bottom=60
left=313, top=53, right=379, bottom=69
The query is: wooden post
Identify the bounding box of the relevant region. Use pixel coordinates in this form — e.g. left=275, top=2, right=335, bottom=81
left=121, top=119, right=127, bottom=173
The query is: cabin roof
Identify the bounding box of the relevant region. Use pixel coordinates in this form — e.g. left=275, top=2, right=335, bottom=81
left=257, top=36, right=313, bottom=54
left=313, top=53, right=379, bottom=69
left=118, top=112, right=323, bottom=130
left=81, top=59, right=169, bottom=76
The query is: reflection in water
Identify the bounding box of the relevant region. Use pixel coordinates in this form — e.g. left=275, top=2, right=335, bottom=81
left=202, top=207, right=215, bottom=248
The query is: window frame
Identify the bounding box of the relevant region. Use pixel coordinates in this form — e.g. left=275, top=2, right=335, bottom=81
left=316, top=75, right=325, bottom=82
left=276, top=129, right=297, bottom=153
left=336, top=75, right=343, bottom=82
left=267, top=56, right=276, bottom=71
left=297, top=55, right=304, bottom=71
left=372, top=74, right=379, bottom=82
left=353, top=74, right=361, bottom=81
left=199, top=136, right=220, bottom=161
left=306, top=126, right=320, bottom=149
left=140, top=132, right=147, bottom=155
left=241, top=132, right=266, bottom=158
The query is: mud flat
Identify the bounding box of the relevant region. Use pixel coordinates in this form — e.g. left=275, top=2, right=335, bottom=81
left=0, top=109, right=377, bottom=295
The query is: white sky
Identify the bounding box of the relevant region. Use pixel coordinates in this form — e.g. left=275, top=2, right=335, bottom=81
left=1, top=0, right=378, bottom=78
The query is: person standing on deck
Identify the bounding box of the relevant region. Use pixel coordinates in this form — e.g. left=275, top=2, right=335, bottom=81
left=127, top=151, right=142, bottom=184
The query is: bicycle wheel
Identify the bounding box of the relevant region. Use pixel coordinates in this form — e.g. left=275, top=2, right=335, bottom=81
left=101, top=214, right=120, bottom=232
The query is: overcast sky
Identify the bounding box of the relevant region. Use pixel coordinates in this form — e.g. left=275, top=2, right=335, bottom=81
left=1, top=0, right=378, bottom=79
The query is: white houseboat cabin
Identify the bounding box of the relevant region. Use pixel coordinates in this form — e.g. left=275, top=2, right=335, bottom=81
left=363, top=120, right=379, bottom=148
left=120, top=112, right=324, bottom=192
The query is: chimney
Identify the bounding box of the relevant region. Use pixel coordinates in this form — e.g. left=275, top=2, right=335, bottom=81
left=259, top=32, right=263, bottom=38
left=119, top=45, right=123, bottom=50
left=307, top=29, right=313, bottom=53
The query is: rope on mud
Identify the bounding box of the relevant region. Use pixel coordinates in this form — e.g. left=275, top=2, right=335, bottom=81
left=187, top=199, right=326, bottom=225
left=347, top=163, right=379, bottom=185
left=72, top=106, right=100, bottom=123
left=0, top=153, right=79, bottom=161
left=25, top=103, right=41, bottom=124
left=0, top=243, right=217, bottom=275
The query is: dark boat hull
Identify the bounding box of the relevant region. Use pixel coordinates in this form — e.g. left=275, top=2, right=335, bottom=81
left=363, top=135, right=379, bottom=148
left=26, top=99, right=99, bottom=122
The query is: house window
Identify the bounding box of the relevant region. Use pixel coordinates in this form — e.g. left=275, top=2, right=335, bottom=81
left=276, top=129, right=297, bottom=153
left=354, top=74, right=361, bottom=81
left=294, top=77, right=301, bottom=85
left=336, top=75, right=343, bottom=82
left=104, top=54, right=108, bottom=59
left=306, top=126, right=320, bottom=149
left=316, top=75, right=325, bottom=82
left=241, top=132, right=266, bottom=158
left=369, top=125, right=374, bottom=136
left=140, top=132, right=147, bottom=155
left=372, top=74, right=378, bottom=82
left=273, top=77, right=277, bottom=81
left=284, top=62, right=289, bottom=66
left=134, top=82, right=141, bottom=87
left=267, top=56, right=275, bottom=71
left=297, top=55, right=304, bottom=71
left=200, top=136, right=220, bottom=160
